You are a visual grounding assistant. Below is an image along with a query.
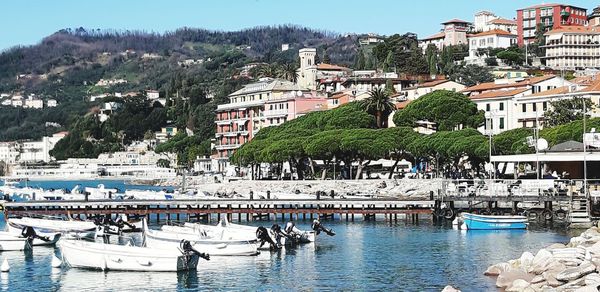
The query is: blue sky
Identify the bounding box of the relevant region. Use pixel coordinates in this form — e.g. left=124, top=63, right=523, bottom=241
left=1, top=0, right=598, bottom=50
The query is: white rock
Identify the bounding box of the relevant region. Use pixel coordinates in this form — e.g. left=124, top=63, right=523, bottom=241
left=497, top=270, right=533, bottom=288
left=584, top=273, right=600, bottom=286
left=531, top=275, right=545, bottom=284
left=484, top=262, right=511, bottom=276
left=542, top=271, right=563, bottom=287
left=573, top=286, right=598, bottom=292
left=519, top=252, right=535, bottom=270
left=556, top=262, right=596, bottom=281
left=440, top=285, right=461, bottom=292
left=506, top=279, right=530, bottom=292
left=529, top=249, right=554, bottom=274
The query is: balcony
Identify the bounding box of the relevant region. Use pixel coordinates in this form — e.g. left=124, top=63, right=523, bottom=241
left=215, top=143, right=241, bottom=151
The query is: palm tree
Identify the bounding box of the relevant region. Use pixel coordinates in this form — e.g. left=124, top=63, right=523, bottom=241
left=361, top=87, right=396, bottom=128
left=257, top=64, right=278, bottom=78
left=279, top=63, right=298, bottom=83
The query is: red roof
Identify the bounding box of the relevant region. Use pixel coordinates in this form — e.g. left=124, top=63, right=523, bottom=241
left=421, top=32, right=445, bottom=40
left=471, top=29, right=516, bottom=37
left=527, top=86, right=570, bottom=97
left=442, top=19, right=471, bottom=25
left=489, top=18, right=517, bottom=25
left=470, top=88, right=530, bottom=100
left=577, top=78, right=600, bottom=93
left=395, top=100, right=411, bottom=109
left=462, top=75, right=556, bottom=93
left=317, top=63, right=351, bottom=71
left=545, top=26, right=600, bottom=35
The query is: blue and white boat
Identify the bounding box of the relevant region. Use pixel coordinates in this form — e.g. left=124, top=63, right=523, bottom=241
left=461, top=213, right=527, bottom=230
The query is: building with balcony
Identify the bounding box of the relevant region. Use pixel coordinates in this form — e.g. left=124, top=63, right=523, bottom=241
left=401, top=79, right=466, bottom=100
left=543, top=26, right=600, bottom=70
left=517, top=3, right=587, bottom=46
left=474, top=11, right=517, bottom=34
left=263, top=92, right=327, bottom=127
left=214, top=78, right=308, bottom=159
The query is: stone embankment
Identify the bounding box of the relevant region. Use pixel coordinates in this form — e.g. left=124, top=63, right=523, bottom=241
left=485, top=227, right=600, bottom=291
left=184, top=179, right=441, bottom=199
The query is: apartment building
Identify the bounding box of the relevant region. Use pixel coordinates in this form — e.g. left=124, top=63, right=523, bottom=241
left=420, top=19, right=472, bottom=51
left=543, top=26, right=600, bottom=70
left=214, top=78, right=309, bottom=158
left=517, top=3, right=587, bottom=46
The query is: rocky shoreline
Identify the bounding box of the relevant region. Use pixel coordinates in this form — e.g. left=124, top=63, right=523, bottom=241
left=485, top=226, right=600, bottom=291
left=184, top=178, right=441, bottom=199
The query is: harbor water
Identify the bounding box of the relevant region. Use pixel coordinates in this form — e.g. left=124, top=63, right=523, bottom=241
left=0, top=180, right=577, bottom=291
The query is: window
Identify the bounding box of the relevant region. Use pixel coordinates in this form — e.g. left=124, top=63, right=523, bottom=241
left=486, top=104, right=490, bottom=111
left=499, top=103, right=504, bottom=111
left=522, top=104, right=527, bottom=112
left=499, top=117, right=505, bottom=129
left=533, top=103, right=537, bottom=112
left=543, top=101, right=548, bottom=111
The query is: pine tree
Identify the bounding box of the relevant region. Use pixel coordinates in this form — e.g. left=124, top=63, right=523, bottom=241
left=323, top=50, right=331, bottom=64
left=383, top=51, right=394, bottom=72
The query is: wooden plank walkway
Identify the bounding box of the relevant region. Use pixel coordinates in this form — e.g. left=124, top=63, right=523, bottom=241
left=1, top=199, right=435, bottom=217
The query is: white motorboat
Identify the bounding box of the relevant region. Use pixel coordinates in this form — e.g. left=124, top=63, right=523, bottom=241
left=143, top=220, right=259, bottom=256
left=8, top=217, right=97, bottom=239
left=59, top=239, right=208, bottom=271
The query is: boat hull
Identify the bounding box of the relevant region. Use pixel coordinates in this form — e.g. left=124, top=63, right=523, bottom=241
left=0, top=233, right=29, bottom=251
left=8, top=217, right=96, bottom=239
left=462, top=213, right=527, bottom=230
left=143, top=221, right=258, bottom=256
left=59, top=240, right=199, bottom=272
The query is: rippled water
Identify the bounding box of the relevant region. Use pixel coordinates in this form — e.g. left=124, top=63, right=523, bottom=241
left=0, top=180, right=578, bottom=290
left=0, top=218, right=576, bottom=291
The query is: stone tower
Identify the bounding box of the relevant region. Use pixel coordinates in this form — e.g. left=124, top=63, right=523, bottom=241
left=298, top=48, right=317, bottom=90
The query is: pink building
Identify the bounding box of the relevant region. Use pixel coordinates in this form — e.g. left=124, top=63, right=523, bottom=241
left=263, top=93, right=328, bottom=127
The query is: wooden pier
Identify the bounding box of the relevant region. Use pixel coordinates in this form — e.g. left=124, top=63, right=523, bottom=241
left=0, top=199, right=434, bottom=222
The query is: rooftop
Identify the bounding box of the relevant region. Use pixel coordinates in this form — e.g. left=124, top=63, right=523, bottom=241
left=471, top=29, right=516, bottom=37
left=469, top=88, right=530, bottom=100
left=462, top=75, right=556, bottom=93
left=577, top=78, right=600, bottom=93
left=526, top=86, right=570, bottom=97
left=228, top=78, right=304, bottom=96
left=442, top=19, right=471, bottom=25
left=421, top=32, right=445, bottom=41
left=545, top=26, right=600, bottom=35
left=488, top=18, right=517, bottom=25
left=316, top=63, right=351, bottom=71
left=518, top=3, right=585, bottom=11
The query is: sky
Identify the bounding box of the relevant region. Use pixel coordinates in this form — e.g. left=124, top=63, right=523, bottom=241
left=1, top=0, right=599, bottom=50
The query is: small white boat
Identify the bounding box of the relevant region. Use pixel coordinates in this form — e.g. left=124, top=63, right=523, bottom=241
left=143, top=220, right=259, bottom=256
left=461, top=213, right=528, bottom=230
left=8, top=217, right=97, bottom=239
left=59, top=239, right=208, bottom=271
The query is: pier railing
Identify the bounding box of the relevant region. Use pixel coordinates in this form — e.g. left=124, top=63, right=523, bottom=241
left=439, top=179, right=600, bottom=199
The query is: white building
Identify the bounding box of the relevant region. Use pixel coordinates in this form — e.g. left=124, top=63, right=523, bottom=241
left=470, top=88, right=530, bottom=135
left=297, top=48, right=352, bottom=91
left=24, top=99, right=43, bottom=109
left=543, top=26, right=600, bottom=70
left=474, top=11, right=517, bottom=33
left=0, top=142, right=19, bottom=164
left=464, top=29, right=517, bottom=65
left=402, top=79, right=466, bottom=100
left=47, top=99, right=58, bottom=107
left=18, top=132, right=68, bottom=163
left=146, top=90, right=159, bottom=100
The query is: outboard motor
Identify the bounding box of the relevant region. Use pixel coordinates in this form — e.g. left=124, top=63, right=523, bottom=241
left=21, top=226, right=49, bottom=250
left=180, top=240, right=210, bottom=261
left=270, top=224, right=288, bottom=246
left=311, top=219, right=336, bottom=236
left=256, top=226, right=279, bottom=250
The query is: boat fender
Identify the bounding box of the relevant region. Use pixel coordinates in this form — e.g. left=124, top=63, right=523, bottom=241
left=526, top=210, right=539, bottom=221
left=542, top=209, right=553, bottom=221
left=554, top=209, right=567, bottom=221
left=443, top=209, right=455, bottom=220
left=0, top=259, right=9, bottom=272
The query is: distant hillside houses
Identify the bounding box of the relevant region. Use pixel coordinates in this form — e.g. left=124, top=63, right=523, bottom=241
left=95, top=78, right=128, bottom=87
left=0, top=93, right=57, bottom=109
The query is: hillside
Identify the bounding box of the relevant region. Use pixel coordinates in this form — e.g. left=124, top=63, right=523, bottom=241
left=0, top=26, right=360, bottom=145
